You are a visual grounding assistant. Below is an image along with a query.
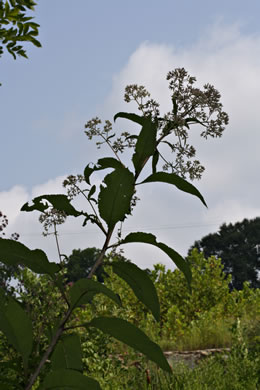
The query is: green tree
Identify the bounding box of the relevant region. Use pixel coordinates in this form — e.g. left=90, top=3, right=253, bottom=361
left=65, top=247, right=130, bottom=283
left=0, top=211, right=20, bottom=291
left=0, top=0, right=40, bottom=60
left=87, top=249, right=232, bottom=346
left=190, top=218, right=260, bottom=290
left=150, top=249, right=231, bottom=334
left=66, top=247, right=103, bottom=283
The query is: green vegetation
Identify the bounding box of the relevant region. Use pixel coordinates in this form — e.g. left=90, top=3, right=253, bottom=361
left=0, top=249, right=259, bottom=389
left=191, top=217, right=260, bottom=290
left=0, top=67, right=230, bottom=388
left=1, top=13, right=257, bottom=387
left=0, top=0, right=40, bottom=60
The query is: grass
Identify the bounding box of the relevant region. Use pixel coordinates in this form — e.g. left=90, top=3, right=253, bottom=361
left=87, top=315, right=260, bottom=389
left=89, top=347, right=260, bottom=390
left=159, top=316, right=233, bottom=352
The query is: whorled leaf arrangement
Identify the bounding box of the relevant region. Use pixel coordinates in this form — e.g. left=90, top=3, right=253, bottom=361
left=0, top=69, right=228, bottom=389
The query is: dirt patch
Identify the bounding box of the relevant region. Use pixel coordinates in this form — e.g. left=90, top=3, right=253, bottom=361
left=164, top=348, right=231, bottom=369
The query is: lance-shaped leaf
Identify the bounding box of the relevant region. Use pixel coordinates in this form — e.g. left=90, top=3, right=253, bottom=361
left=98, top=167, right=135, bottom=229
left=118, top=232, right=192, bottom=287
left=139, top=171, right=207, bottom=207
left=87, top=317, right=171, bottom=373
left=51, top=334, right=83, bottom=372
left=69, top=278, right=121, bottom=309
left=162, top=140, right=175, bottom=151
left=114, top=112, right=158, bottom=176
left=88, top=184, right=96, bottom=200
left=21, top=194, right=82, bottom=217
left=132, top=117, right=157, bottom=176
left=111, top=261, right=160, bottom=321
left=185, top=117, right=205, bottom=126
left=81, top=213, right=105, bottom=234
left=172, top=96, right=178, bottom=115
left=114, top=112, right=145, bottom=126
left=39, top=369, right=101, bottom=390
left=152, top=149, right=159, bottom=174
left=84, top=157, right=124, bottom=185
left=0, top=291, right=33, bottom=368
left=0, top=238, right=59, bottom=275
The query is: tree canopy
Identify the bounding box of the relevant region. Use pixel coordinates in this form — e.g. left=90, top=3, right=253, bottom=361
left=65, top=247, right=130, bottom=283
left=0, top=211, right=20, bottom=291
left=0, top=0, right=40, bottom=62
left=65, top=247, right=104, bottom=283
left=190, top=217, right=260, bottom=290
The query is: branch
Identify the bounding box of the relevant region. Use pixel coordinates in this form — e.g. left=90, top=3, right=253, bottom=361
left=100, top=134, right=123, bottom=164
left=53, top=222, right=62, bottom=263
left=87, top=230, right=114, bottom=279
left=73, top=184, right=106, bottom=235
left=25, top=308, right=73, bottom=390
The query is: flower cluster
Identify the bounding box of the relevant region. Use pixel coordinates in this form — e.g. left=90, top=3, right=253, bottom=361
left=84, top=68, right=229, bottom=181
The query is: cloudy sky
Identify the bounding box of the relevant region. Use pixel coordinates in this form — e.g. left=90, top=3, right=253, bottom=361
left=1, top=0, right=260, bottom=270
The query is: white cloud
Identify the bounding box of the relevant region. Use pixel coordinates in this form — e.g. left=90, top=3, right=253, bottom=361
left=1, top=174, right=105, bottom=263
left=0, top=186, right=28, bottom=222
left=31, top=175, right=67, bottom=198
left=203, top=199, right=260, bottom=226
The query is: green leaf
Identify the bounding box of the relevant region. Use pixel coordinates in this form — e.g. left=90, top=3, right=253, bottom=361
left=0, top=380, right=21, bottom=390
left=172, top=96, right=178, bottom=115
left=0, top=358, right=23, bottom=376
left=152, top=149, right=159, bottom=174
left=0, top=291, right=33, bottom=368
left=87, top=317, right=171, bottom=373
left=27, top=36, right=41, bottom=47
left=118, top=232, right=192, bottom=287
left=162, top=140, right=175, bottom=151
left=114, top=112, right=158, bottom=176
left=114, top=112, right=145, bottom=126
left=126, top=134, right=138, bottom=141
left=185, top=117, right=205, bottom=126
left=81, top=213, right=101, bottom=228
left=111, top=261, right=160, bottom=321
left=88, top=185, right=96, bottom=199
left=0, top=376, right=23, bottom=389
left=0, top=238, right=60, bottom=275
left=139, top=171, right=207, bottom=207
left=84, top=157, right=124, bottom=184
left=51, top=334, right=83, bottom=372
left=23, top=22, right=29, bottom=34
left=132, top=118, right=157, bottom=176
left=98, top=167, right=135, bottom=229
left=21, top=194, right=82, bottom=217
left=69, top=278, right=121, bottom=309
left=39, top=369, right=101, bottom=390
left=5, top=1, right=10, bottom=13
left=28, top=22, right=40, bottom=29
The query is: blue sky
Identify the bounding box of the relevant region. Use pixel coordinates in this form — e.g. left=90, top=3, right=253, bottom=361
left=1, top=1, right=260, bottom=269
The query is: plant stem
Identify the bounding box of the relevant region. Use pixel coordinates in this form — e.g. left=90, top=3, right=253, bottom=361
left=53, top=222, right=62, bottom=264
left=87, top=229, right=114, bottom=278
left=25, top=308, right=73, bottom=390
left=26, top=230, right=113, bottom=389
left=100, top=134, right=123, bottom=164
left=74, top=184, right=102, bottom=225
